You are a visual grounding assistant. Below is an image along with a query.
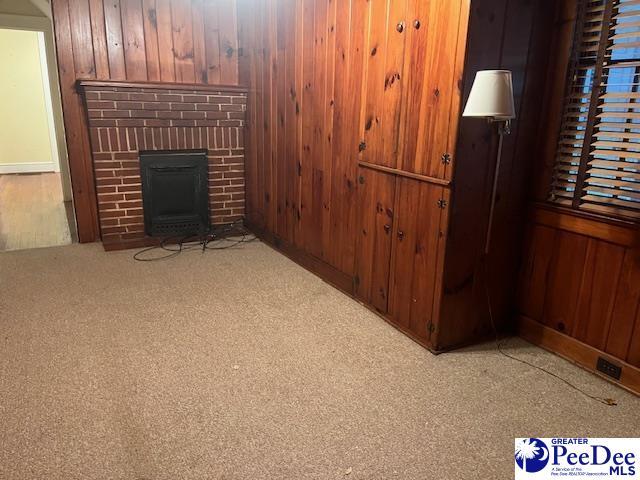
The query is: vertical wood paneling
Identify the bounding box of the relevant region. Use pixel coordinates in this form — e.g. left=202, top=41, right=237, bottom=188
left=239, top=0, right=468, bottom=352
left=104, top=0, right=127, bottom=79
left=283, top=0, right=299, bottom=244
left=388, top=179, right=445, bottom=340
left=69, top=0, right=96, bottom=78
left=204, top=1, right=221, bottom=83
left=262, top=0, right=275, bottom=233
left=171, top=0, right=196, bottom=83
left=321, top=0, right=337, bottom=261
left=379, top=0, right=407, bottom=168
left=518, top=213, right=640, bottom=368
left=399, top=0, right=464, bottom=178
left=628, top=307, right=640, bottom=368
left=328, top=0, right=363, bottom=273
left=155, top=0, right=176, bottom=81
left=89, top=0, right=110, bottom=78
left=237, top=0, right=258, bottom=224
left=52, top=0, right=101, bottom=241
left=437, top=0, right=507, bottom=344
left=408, top=182, right=446, bottom=339
left=360, top=0, right=391, bottom=168
left=299, top=0, right=315, bottom=250
left=606, top=249, right=640, bottom=360
left=572, top=241, right=624, bottom=349
left=218, top=0, right=239, bottom=84
left=191, top=0, right=207, bottom=83
left=387, top=177, right=419, bottom=328
left=142, top=0, right=161, bottom=81
left=275, top=0, right=289, bottom=240
left=542, top=231, right=588, bottom=333
left=120, top=0, right=148, bottom=81
left=241, top=0, right=467, bottom=278
left=307, top=0, right=328, bottom=258
left=354, top=168, right=396, bottom=313
left=517, top=224, right=556, bottom=321
left=254, top=0, right=266, bottom=227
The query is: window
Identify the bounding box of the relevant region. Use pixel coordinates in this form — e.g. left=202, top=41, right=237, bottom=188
left=549, top=0, right=640, bottom=220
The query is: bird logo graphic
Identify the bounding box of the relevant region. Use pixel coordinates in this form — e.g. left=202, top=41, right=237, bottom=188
left=515, top=438, right=550, bottom=473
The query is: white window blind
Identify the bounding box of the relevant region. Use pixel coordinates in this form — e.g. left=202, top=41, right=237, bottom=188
left=550, top=0, right=640, bottom=220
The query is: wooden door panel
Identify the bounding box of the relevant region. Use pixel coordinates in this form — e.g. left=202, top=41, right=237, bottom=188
left=388, top=178, right=446, bottom=341
left=354, top=168, right=396, bottom=313
left=398, top=0, right=466, bottom=178
left=360, top=0, right=408, bottom=169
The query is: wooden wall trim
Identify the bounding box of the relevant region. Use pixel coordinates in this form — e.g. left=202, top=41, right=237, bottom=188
left=519, top=315, right=640, bottom=396
left=358, top=162, right=452, bottom=187
left=531, top=203, right=639, bottom=247
left=77, top=79, right=248, bottom=93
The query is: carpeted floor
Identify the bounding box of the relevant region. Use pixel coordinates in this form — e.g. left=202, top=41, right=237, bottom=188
left=1, top=241, right=638, bottom=480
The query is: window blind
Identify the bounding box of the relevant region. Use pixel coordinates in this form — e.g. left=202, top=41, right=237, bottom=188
left=549, top=0, right=640, bottom=220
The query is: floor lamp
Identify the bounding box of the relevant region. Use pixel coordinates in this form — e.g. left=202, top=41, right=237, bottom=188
left=462, top=70, right=516, bottom=255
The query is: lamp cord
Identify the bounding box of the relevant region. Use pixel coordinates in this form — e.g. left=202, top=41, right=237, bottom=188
left=481, top=258, right=617, bottom=406
left=481, top=122, right=615, bottom=405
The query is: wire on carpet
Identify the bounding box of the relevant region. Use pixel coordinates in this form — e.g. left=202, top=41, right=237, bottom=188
left=481, top=258, right=617, bottom=407
left=133, top=220, right=257, bottom=262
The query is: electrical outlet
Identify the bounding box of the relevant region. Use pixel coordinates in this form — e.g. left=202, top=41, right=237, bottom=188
left=596, top=357, right=622, bottom=381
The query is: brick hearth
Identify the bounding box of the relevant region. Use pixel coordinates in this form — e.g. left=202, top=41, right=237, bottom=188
left=78, top=81, right=247, bottom=250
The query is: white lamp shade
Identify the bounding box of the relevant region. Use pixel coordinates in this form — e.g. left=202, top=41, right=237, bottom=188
left=462, top=70, right=515, bottom=120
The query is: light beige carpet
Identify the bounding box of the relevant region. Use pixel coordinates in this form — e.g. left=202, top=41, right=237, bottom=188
left=1, top=241, right=638, bottom=480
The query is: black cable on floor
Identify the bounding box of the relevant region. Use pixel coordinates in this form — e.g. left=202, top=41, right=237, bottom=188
left=133, top=220, right=257, bottom=262
left=481, top=258, right=617, bottom=406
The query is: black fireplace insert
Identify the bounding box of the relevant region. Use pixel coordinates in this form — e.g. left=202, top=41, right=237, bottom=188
left=139, top=150, right=210, bottom=237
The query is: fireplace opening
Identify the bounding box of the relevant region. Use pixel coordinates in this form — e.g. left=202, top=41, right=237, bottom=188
left=139, top=150, right=210, bottom=237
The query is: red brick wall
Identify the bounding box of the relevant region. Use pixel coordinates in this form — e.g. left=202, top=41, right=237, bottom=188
left=80, top=83, right=246, bottom=249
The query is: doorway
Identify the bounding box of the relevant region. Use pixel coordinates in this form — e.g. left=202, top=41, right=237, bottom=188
left=0, top=25, right=75, bottom=251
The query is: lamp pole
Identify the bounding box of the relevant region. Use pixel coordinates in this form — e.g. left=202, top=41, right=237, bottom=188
left=484, top=119, right=511, bottom=255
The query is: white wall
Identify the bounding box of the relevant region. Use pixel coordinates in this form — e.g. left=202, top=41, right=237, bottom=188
left=0, top=10, right=73, bottom=202
left=0, top=28, right=58, bottom=173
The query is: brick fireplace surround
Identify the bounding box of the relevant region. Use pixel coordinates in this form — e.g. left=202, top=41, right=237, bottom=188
left=78, top=81, right=247, bottom=250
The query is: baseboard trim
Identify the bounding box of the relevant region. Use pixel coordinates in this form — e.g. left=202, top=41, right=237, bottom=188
left=518, top=315, right=640, bottom=396
left=0, top=162, right=57, bottom=174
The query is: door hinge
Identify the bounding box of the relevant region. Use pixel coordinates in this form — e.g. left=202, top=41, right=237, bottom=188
left=441, top=153, right=452, bottom=165
left=297, top=162, right=302, bottom=176
left=427, top=322, right=436, bottom=334
left=359, top=141, right=367, bottom=152
left=437, top=199, right=448, bottom=209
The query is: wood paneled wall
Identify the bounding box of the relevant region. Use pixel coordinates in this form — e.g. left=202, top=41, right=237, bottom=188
left=519, top=207, right=640, bottom=369
left=238, top=0, right=365, bottom=276
left=436, top=0, right=558, bottom=348
left=515, top=0, right=640, bottom=393
left=51, top=0, right=239, bottom=242
left=238, top=0, right=560, bottom=351
left=237, top=0, right=468, bottom=278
